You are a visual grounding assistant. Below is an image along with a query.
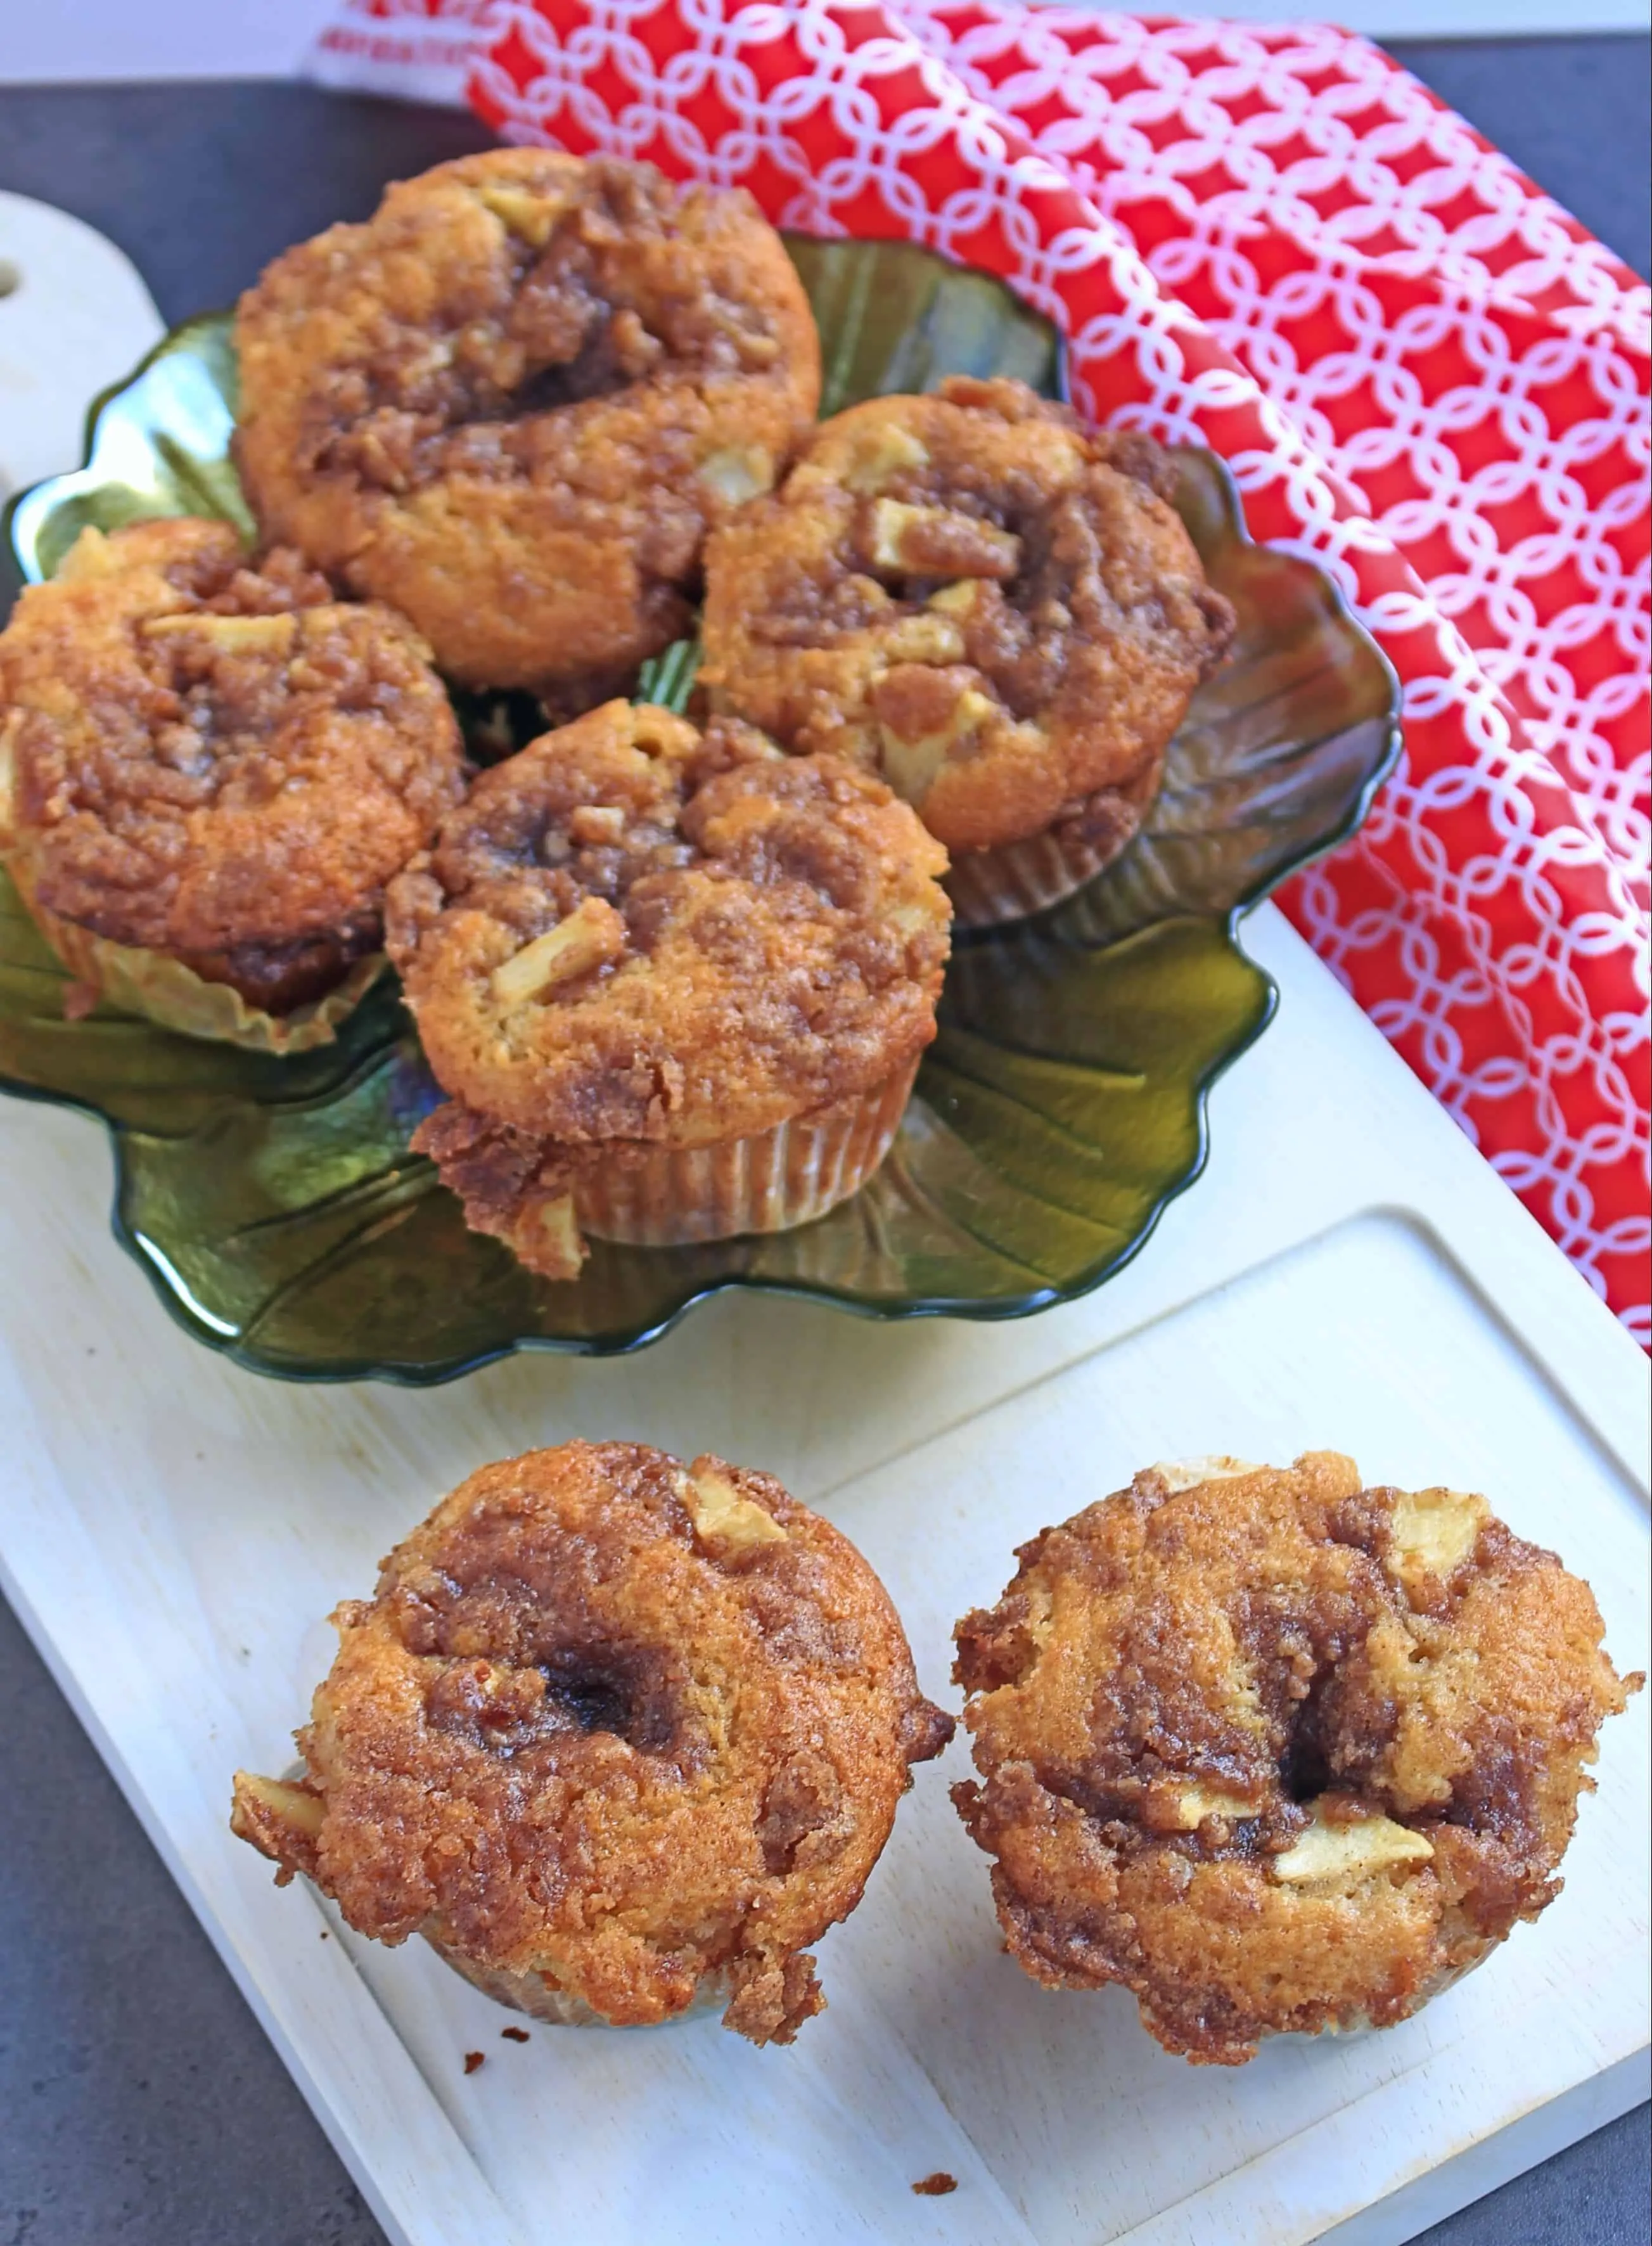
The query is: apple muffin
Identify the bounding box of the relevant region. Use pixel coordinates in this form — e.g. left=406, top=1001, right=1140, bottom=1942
left=233, top=1441, right=953, bottom=2039
left=952, top=1452, right=1640, bottom=2063
left=384, top=700, right=951, bottom=1281
left=0, top=518, right=465, bottom=1049
left=700, top=376, right=1234, bottom=925
left=234, top=148, right=821, bottom=695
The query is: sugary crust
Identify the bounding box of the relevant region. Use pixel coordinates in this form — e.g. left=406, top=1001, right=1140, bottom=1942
left=700, top=377, right=1234, bottom=857
left=232, top=1442, right=953, bottom=2041
left=385, top=700, right=950, bottom=1150
left=952, top=1452, right=1639, bottom=2064
left=234, top=149, right=821, bottom=690
left=0, top=519, right=466, bottom=1013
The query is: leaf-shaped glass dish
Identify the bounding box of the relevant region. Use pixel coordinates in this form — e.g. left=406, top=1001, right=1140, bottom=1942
left=0, top=238, right=1399, bottom=1380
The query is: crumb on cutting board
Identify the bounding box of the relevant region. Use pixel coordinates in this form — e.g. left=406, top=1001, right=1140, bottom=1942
left=912, top=2172, right=957, bottom=2196
left=463, top=2051, right=486, bottom=2076
left=501, top=2026, right=530, bottom=2043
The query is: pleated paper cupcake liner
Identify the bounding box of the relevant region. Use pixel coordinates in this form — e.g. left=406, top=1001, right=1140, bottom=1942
left=6, top=856, right=382, bottom=1053
left=574, top=1056, right=921, bottom=1249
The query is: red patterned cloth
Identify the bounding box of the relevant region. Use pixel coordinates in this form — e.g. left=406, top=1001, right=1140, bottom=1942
left=309, top=1, right=1651, bottom=1337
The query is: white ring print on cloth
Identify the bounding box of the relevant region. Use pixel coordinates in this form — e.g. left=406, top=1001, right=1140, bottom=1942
left=308, top=0, right=506, bottom=106
left=309, top=0, right=1651, bottom=1339
left=893, top=4, right=1649, bottom=1333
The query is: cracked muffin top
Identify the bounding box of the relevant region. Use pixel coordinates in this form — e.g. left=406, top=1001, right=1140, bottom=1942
left=0, top=518, right=465, bottom=1015
left=234, top=148, right=821, bottom=691
left=700, top=376, right=1234, bottom=857
left=385, top=699, right=952, bottom=1149
left=952, top=1451, right=1639, bottom=2063
left=231, top=1441, right=953, bottom=2042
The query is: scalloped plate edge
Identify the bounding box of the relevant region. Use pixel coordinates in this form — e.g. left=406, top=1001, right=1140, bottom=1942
left=82, top=921, right=1276, bottom=1381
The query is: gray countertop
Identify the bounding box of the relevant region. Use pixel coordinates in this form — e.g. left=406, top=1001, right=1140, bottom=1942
left=1, top=49, right=1648, bottom=2246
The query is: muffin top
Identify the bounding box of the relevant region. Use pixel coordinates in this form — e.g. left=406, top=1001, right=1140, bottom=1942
left=386, top=700, right=952, bottom=1148
left=953, top=1452, right=1638, bottom=2063
left=234, top=149, right=821, bottom=690
left=0, top=518, right=465, bottom=1011
left=233, top=1441, right=953, bottom=2041
left=701, top=376, right=1234, bottom=855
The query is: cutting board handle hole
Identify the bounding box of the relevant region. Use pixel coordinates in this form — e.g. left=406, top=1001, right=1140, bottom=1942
left=0, top=260, right=21, bottom=300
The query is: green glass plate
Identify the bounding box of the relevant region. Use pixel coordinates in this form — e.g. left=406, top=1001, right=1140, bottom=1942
left=0, top=238, right=1399, bottom=1381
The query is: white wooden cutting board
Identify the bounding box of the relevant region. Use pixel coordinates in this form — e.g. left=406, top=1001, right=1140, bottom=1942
left=0, top=193, right=163, bottom=501
left=1, top=202, right=1646, bottom=2246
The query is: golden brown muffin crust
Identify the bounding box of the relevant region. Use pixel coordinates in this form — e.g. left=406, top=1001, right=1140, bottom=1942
left=233, top=1442, right=952, bottom=2041
left=387, top=694, right=949, bottom=1155
left=952, top=1453, right=1639, bottom=2063
left=701, top=376, right=1234, bottom=857
left=0, top=519, right=466, bottom=1012
left=234, top=150, right=821, bottom=690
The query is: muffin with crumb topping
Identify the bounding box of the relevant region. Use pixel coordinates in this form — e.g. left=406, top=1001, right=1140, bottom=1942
left=0, top=518, right=466, bottom=1050
left=952, top=1451, right=1641, bottom=2063
left=233, top=1441, right=952, bottom=2039
left=701, top=376, right=1234, bottom=925
left=385, top=698, right=951, bottom=1281
left=234, top=148, right=821, bottom=695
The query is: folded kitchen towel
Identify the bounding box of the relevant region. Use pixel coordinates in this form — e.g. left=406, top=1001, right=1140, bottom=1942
left=307, top=0, right=1651, bottom=1340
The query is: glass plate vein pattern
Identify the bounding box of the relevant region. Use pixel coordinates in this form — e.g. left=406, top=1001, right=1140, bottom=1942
left=0, top=238, right=1399, bottom=1380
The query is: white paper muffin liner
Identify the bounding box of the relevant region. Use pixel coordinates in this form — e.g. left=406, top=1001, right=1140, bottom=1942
left=573, top=1056, right=920, bottom=1248
left=7, top=854, right=382, bottom=1052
